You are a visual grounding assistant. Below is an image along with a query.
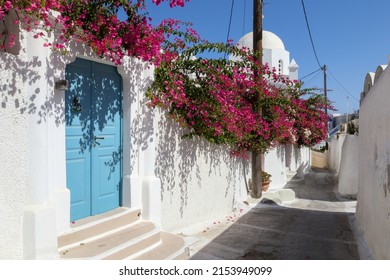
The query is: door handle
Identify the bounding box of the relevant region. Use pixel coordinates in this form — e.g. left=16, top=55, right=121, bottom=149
left=93, top=136, right=105, bottom=146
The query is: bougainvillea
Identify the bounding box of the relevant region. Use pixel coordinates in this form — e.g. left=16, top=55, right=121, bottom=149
left=1, top=0, right=330, bottom=155
left=152, top=0, right=189, bottom=7
left=0, top=0, right=189, bottom=64
left=147, top=29, right=331, bottom=154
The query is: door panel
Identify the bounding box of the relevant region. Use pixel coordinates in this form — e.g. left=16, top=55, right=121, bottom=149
left=66, top=59, right=93, bottom=221
left=91, top=63, right=122, bottom=215
left=65, top=58, right=122, bottom=221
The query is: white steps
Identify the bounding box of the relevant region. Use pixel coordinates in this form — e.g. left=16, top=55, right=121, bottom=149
left=58, top=208, right=188, bottom=260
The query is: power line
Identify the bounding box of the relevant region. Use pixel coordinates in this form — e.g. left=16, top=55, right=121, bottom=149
left=242, top=0, right=247, bottom=36
left=305, top=70, right=323, bottom=86
left=224, top=0, right=235, bottom=58
left=327, top=68, right=360, bottom=103
left=226, top=0, right=235, bottom=43
left=300, top=0, right=322, bottom=69
left=300, top=68, right=322, bottom=80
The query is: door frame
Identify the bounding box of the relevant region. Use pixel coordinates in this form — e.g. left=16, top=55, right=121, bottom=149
left=65, top=57, right=124, bottom=221
left=55, top=52, right=143, bottom=234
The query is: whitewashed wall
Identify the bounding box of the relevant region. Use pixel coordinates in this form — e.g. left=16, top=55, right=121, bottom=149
left=328, top=133, right=346, bottom=175
left=357, top=59, right=390, bottom=259
left=264, top=145, right=311, bottom=191
left=0, top=51, right=29, bottom=259
left=154, top=113, right=249, bottom=232
left=285, top=145, right=311, bottom=177
left=338, top=134, right=359, bottom=197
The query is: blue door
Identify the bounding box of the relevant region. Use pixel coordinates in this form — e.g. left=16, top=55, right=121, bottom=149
left=65, top=58, right=122, bottom=221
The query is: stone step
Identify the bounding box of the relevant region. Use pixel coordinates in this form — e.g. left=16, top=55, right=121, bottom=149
left=59, top=221, right=159, bottom=259
left=58, top=207, right=141, bottom=249
left=133, top=232, right=188, bottom=260
left=57, top=207, right=188, bottom=260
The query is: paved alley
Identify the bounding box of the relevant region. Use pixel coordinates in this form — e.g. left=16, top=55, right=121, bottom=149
left=182, top=168, right=372, bottom=260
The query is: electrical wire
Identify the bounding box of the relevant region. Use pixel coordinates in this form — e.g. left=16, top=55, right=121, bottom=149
left=300, top=68, right=322, bottom=80
left=242, top=0, right=247, bottom=36
left=327, top=68, right=360, bottom=103
left=224, top=0, right=235, bottom=58
left=300, top=0, right=322, bottom=69
left=304, top=70, right=323, bottom=86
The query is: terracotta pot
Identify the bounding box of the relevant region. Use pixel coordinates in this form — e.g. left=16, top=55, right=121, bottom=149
left=262, top=181, right=271, bottom=192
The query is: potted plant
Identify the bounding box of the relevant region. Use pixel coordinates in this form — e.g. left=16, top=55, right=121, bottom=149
left=262, top=171, right=272, bottom=192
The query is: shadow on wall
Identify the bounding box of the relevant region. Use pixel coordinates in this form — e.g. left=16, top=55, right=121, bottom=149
left=276, top=145, right=286, bottom=163
left=124, top=63, right=154, bottom=176
left=1, top=50, right=45, bottom=118
left=285, top=144, right=302, bottom=170
left=1, top=39, right=153, bottom=182
left=1, top=43, right=65, bottom=127
left=155, top=114, right=250, bottom=218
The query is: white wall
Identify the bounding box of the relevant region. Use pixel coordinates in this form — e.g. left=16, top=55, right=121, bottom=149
left=357, top=60, right=390, bottom=259
left=328, top=133, right=346, bottom=175
left=0, top=29, right=65, bottom=259
left=338, top=134, right=359, bottom=197
left=154, top=113, right=249, bottom=232
left=263, top=145, right=311, bottom=191
left=285, top=145, right=311, bottom=177
left=264, top=147, right=286, bottom=190
left=0, top=51, right=29, bottom=259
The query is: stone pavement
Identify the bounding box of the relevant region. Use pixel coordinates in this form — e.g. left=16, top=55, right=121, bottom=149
left=178, top=168, right=373, bottom=260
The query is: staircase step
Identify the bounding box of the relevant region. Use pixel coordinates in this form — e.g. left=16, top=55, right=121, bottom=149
left=57, top=207, right=188, bottom=260
left=58, top=208, right=141, bottom=249
left=59, top=221, right=156, bottom=259
left=102, top=232, right=161, bottom=260
left=133, top=232, right=188, bottom=260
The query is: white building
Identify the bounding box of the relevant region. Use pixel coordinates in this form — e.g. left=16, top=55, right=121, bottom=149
left=0, top=17, right=309, bottom=259
left=232, top=30, right=299, bottom=81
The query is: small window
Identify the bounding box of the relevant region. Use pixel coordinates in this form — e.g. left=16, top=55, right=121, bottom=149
left=278, top=59, right=283, bottom=75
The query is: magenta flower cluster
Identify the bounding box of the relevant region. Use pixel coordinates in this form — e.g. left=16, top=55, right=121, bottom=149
left=147, top=40, right=330, bottom=155
left=152, top=0, right=189, bottom=7
left=0, top=0, right=184, bottom=65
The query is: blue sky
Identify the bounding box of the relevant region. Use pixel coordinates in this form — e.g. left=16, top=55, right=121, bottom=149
left=145, top=0, right=390, bottom=115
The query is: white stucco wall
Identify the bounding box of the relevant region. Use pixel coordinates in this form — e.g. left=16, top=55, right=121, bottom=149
left=0, top=52, right=29, bottom=259
left=357, top=60, right=390, bottom=259
left=338, top=134, right=359, bottom=197
left=264, top=147, right=286, bottom=190
left=0, top=28, right=64, bottom=259
left=155, top=113, right=249, bottom=232
left=328, top=133, right=346, bottom=175
left=285, top=145, right=311, bottom=177
left=263, top=145, right=311, bottom=191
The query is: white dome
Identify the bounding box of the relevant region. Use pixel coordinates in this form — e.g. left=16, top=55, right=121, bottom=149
left=237, top=30, right=285, bottom=50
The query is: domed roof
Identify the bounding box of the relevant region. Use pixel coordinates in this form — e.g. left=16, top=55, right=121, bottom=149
left=237, top=30, right=285, bottom=50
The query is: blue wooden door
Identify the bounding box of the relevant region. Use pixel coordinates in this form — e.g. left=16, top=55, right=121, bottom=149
left=65, top=58, right=122, bottom=221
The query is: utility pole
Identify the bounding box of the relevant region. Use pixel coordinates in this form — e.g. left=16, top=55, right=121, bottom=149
left=251, top=0, right=263, bottom=198
left=323, top=64, right=331, bottom=135
left=323, top=64, right=327, bottom=115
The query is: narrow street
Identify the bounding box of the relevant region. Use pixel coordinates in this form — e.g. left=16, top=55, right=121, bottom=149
left=183, top=168, right=372, bottom=260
